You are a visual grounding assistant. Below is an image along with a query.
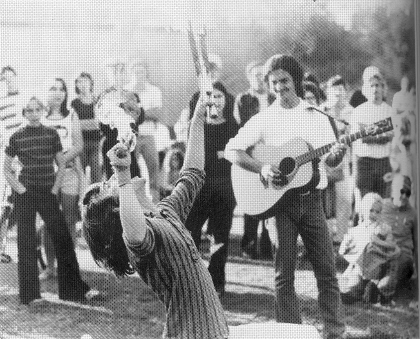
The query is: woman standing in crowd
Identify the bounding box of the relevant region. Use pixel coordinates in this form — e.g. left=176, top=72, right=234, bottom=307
left=185, top=81, right=239, bottom=297
left=71, top=72, right=102, bottom=184
left=40, top=78, right=85, bottom=279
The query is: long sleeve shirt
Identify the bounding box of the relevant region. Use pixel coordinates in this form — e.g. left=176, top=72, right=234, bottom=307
left=123, top=168, right=229, bottom=339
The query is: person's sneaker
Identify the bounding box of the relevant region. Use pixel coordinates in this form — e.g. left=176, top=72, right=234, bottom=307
left=0, top=252, right=12, bottom=263
left=362, top=281, right=380, bottom=304
left=39, top=268, right=56, bottom=280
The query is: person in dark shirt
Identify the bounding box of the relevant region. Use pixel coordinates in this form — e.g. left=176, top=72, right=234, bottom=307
left=185, top=81, right=239, bottom=296
left=81, top=97, right=229, bottom=339
left=71, top=72, right=102, bottom=183
left=3, top=95, right=92, bottom=305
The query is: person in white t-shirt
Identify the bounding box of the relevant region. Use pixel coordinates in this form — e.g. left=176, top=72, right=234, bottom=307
left=349, top=67, right=395, bottom=205
left=224, top=54, right=347, bottom=339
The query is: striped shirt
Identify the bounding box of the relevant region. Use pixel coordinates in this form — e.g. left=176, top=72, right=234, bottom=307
left=123, top=168, right=229, bottom=339
left=0, top=91, right=24, bottom=146
left=5, top=125, right=62, bottom=187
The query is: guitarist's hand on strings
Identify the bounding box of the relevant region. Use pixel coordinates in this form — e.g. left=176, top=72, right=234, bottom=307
left=260, top=164, right=287, bottom=188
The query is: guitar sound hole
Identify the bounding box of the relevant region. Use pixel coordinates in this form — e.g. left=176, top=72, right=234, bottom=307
left=278, top=157, right=295, bottom=175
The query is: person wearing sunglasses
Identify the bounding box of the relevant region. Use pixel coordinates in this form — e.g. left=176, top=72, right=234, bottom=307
left=380, top=174, right=417, bottom=304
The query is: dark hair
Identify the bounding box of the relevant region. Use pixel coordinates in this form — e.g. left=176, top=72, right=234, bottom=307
left=328, top=75, right=346, bottom=88
left=212, top=81, right=236, bottom=124
left=303, top=81, right=325, bottom=106
left=303, top=73, right=320, bottom=87
left=82, top=184, right=134, bottom=278
left=263, top=54, right=304, bottom=98
left=75, top=72, right=94, bottom=95
left=169, top=149, right=184, bottom=171
left=1, top=66, right=16, bottom=76
left=47, top=78, right=70, bottom=117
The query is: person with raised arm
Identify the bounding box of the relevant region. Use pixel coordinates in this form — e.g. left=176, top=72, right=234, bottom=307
left=82, top=96, right=229, bottom=339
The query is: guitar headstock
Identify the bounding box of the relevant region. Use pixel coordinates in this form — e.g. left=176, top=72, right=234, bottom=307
left=365, top=117, right=394, bottom=136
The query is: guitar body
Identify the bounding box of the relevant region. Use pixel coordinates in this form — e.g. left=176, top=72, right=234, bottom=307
left=231, top=137, right=319, bottom=219
left=231, top=117, right=393, bottom=219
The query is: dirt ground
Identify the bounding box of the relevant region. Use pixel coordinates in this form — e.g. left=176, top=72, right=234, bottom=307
left=0, top=234, right=418, bottom=339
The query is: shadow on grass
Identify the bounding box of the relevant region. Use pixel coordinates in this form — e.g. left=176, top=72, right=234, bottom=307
left=1, top=252, right=418, bottom=339
left=0, top=263, right=165, bottom=339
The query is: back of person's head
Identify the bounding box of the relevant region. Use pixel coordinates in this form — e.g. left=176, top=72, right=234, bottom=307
left=359, top=192, right=382, bottom=223
left=263, top=54, right=304, bottom=98
left=75, top=72, right=94, bottom=95
left=82, top=184, right=134, bottom=277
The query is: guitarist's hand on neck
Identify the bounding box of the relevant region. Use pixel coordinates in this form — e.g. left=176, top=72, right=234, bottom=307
left=325, top=141, right=347, bottom=168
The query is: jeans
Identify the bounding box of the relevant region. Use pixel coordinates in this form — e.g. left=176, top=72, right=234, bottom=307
left=185, top=177, right=236, bottom=290
left=268, top=190, right=345, bottom=337
left=356, top=156, right=392, bottom=198
left=14, top=186, right=89, bottom=304
left=80, top=138, right=102, bottom=184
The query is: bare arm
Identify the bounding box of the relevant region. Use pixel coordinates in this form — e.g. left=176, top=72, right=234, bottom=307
left=119, top=176, right=148, bottom=244
left=3, top=155, right=26, bottom=194
left=227, top=149, right=263, bottom=174
left=63, top=111, right=84, bottom=163
left=181, top=98, right=207, bottom=171
left=51, top=151, right=66, bottom=195
left=107, top=146, right=148, bottom=244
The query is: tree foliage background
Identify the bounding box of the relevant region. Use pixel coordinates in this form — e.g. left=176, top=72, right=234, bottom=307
left=1, top=0, right=416, bottom=125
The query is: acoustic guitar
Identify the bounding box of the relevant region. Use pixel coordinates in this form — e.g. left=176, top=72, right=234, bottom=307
left=231, top=117, right=393, bottom=219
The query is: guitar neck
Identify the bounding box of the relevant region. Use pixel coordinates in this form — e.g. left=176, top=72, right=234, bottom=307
left=295, top=129, right=370, bottom=166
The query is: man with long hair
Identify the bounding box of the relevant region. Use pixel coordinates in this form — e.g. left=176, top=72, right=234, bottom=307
left=82, top=97, right=229, bottom=339
left=225, top=54, right=347, bottom=339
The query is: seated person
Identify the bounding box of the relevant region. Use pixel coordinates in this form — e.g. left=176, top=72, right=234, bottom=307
left=381, top=174, right=417, bottom=303
left=339, top=193, right=400, bottom=304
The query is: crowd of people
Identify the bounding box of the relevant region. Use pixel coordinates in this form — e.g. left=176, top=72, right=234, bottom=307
left=0, top=51, right=417, bottom=338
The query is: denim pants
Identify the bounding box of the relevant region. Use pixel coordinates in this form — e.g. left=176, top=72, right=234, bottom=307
left=185, top=177, right=236, bottom=290
left=356, top=156, right=392, bottom=198
left=14, top=186, right=89, bottom=304
left=269, top=190, right=345, bottom=336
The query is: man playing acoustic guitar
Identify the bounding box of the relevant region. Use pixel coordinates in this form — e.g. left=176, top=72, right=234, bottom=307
left=224, top=54, right=348, bottom=339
